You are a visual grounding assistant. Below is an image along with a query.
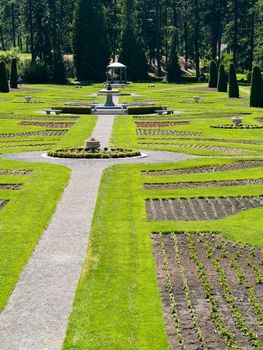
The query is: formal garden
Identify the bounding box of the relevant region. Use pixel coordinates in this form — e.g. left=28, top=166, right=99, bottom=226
left=0, top=0, right=263, bottom=348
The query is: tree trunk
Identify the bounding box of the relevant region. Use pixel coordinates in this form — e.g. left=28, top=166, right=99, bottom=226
left=11, top=2, right=16, bottom=47
left=28, top=0, right=35, bottom=61
left=233, top=0, right=238, bottom=66
left=194, top=0, right=200, bottom=80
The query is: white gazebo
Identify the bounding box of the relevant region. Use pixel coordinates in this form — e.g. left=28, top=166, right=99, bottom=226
left=106, top=62, right=127, bottom=85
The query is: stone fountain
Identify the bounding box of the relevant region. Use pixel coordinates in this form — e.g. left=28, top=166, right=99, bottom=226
left=98, top=83, right=120, bottom=107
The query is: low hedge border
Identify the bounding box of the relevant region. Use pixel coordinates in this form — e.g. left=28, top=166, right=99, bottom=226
left=210, top=124, right=263, bottom=129
left=48, top=147, right=141, bottom=159
left=52, top=106, right=92, bottom=114
left=127, top=106, right=163, bottom=115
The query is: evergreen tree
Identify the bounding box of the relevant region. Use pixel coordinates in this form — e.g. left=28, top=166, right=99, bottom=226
left=10, top=58, right=18, bottom=88
left=217, top=64, right=227, bottom=92
left=52, top=49, right=66, bottom=84
left=73, top=0, right=110, bottom=82
left=250, top=65, right=263, bottom=107
left=119, top=0, right=148, bottom=81
left=208, top=60, right=218, bottom=88
left=0, top=62, right=9, bottom=92
left=228, top=63, right=239, bottom=98
left=167, top=35, right=181, bottom=83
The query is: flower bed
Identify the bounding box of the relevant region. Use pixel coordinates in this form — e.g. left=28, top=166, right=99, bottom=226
left=48, top=147, right=141, bottom=159
left=211, top=124, right=263, bottom=129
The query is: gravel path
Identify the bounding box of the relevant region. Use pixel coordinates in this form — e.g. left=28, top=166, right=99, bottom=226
left=0, top=111, right=194, bottom=350
left=240, top=87, right=250, bottom=94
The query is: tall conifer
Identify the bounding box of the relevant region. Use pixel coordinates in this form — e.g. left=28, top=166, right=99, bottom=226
left=167, top=34, right=181, bottom=83
left=0, top=62, right=9, bottom=93
left=10, top=58, right=18, bottom=88
left=217, top=64, right=227, bottom=92
left=73, top=0, right=110, bottom=82
left=250, top=66, right=263, bottom=108
left=208, top=60, right=218, bottom=88
left=229, top=63, right=239, bottom=98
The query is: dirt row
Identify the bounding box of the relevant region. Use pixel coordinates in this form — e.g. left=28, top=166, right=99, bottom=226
left=0, top=200, right=9, bottom=210
left=138, top=141, right=255, bottom=153
left=0, top=169, right=32, bottom=175
left=135, top=121, right=190, bottom=127
left=138, top=136, right=263, bottom=146
left=0, top=184, right=22, bottom=190
left=0, top=130, right=68, bottom=138
left=153, top=233, right=263, bottom=349
left=136, top=129, right=202, bottom=136
left=142, top=160, right=263, bottom=176
left=144, top=178, right=263, bottom=190
left=20, top=121, right=75, bottom=128
left=146, top=195, right=263, bottom=221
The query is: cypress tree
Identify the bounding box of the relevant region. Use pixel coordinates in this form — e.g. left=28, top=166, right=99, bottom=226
left=10, top=58, right=18, bottom=89
left=119, top=0, right=148, bottom=81
left=250, top=66, right=263, bottom=108
left=0, top=62, right=9, bottom=93
left=208, top=60, right=218, bottom=88
left=73, top=0, right=110, bottom=82
left=52, top=50, right=66, bottom=84
left=228, top=63, right=239, bottom=98
left=217, top=64, right=227, bottom=92
left=167, top=35, right=181, bottom=83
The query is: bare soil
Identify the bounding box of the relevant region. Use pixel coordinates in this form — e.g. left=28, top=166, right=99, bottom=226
left=0, top=169, right=32, bottom=175
left=138, top=136, right=263, bottom=145
left=0, top=184, right=22, bottom=190
left=20, top=121, right=75, bottom=128
left=0, top=130, right=68, bottom=138
left=142, top=160, right=263, bottom=176
left=146, top=195, right=263, bottom=221
left=144, top=178, right=263, bottom=190
left=137, top=129, right=202, bottom=136
left=135, top=121, right=189, bottom=127
left=153, top=233, right=263, bottom=349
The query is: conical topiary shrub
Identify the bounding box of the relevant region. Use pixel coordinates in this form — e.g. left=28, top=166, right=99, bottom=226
left=208, top=60, right=218, bottom=88
left=228, top=63, right=239, bottom=98
left=250, top=66, right=263, bottom=108
left=10, top=58, right=18, bottom=89
left=217, top=64, right=227, bottom=92
left=0, top=62, right=9, bottom=93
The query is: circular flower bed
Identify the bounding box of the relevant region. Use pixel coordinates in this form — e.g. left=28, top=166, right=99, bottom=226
left=210, top=124, right=263, bottom=129
left=48, top=147, right=141, bottom=159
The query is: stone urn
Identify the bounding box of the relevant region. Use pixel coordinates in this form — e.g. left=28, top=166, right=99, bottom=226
left=85, top=137, right=100, bottom=151
left=232, top=117, right=243, bottom=126
left=193, top=96, right=201, bottom=103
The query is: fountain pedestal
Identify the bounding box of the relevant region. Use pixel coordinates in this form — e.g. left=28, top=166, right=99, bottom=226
left=105, top=92, right=115, bottom=107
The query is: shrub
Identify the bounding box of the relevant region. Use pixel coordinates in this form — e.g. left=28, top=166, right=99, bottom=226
left=0, top=62, right=9, bottom=93
left=208, top=60, right=218, bottom=88
left=22, top=61, right=49, bottom=83
left=52, top=106, right=92, bottom=114
left=127, top=106, right=163, bottom=115
left=250, top=66, right=263, bottom=108
left=229, top=63, right=239, bottom=98
left=10, top=58, right=18, bottom=89
left=217, top=64, right=227, bottom=92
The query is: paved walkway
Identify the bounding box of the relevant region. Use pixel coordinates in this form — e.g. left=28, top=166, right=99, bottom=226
left=0, top=111, right=194, bottom=349
left=240, top=87, right=250, bottom=95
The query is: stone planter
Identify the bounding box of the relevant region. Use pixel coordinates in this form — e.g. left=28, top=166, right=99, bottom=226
left=85, top=141, right=101, bottom=150
left=193, top=96, right=201, bottom=103
left=232, top=117, right=243, bottom=126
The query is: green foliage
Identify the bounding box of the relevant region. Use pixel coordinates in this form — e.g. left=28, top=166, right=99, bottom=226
left=52, top=106, right=92, bottom=114
left=22, top=61, right=49, bottom=83
left=250, top=66, right=263, bottom=108
left=217, top=64, right=227, bottom=92
left=119, top=0, right=148, bottom=81
left=228, top=63, right=239, bottom=98
left=0, top=61, right=9, bottom=92
left=10, top=58, right=18, bottom=88
left=166, top=35, right=181, bottom=83
left=127, top=105, right=163, bottom=114
left=48, top=148, right=140, bottom=158
left=73, top=0, right=110, bottom=82
left=208, top=60, right=218, bottom=88
left=52, top=51, right=66, bottom=84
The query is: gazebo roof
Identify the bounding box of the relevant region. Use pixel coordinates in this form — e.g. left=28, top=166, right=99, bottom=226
left=107, top=62, right=126, bottom=68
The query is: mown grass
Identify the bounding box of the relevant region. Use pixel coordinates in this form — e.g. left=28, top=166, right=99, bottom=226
left=0, top=158, right=70, bottom=311
left=63, top=156, right=263, bottom=349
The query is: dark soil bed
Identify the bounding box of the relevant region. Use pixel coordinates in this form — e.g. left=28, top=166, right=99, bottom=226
left=0, top=200, right=9, bottom=210
left=146, top=195, right=263, bottom=221
left=20, top=121, right=75, bottom=128
left=135, top=121, right=189, bottom=127
left=0, top=184, right=22, bottom=190
left=136, top=129, right=202, bottom=136
left=144, top=178, right=263, bottom=190
left=142, top=160, right=263, bottom=176
left=138, top=141, right=254, bottom=154
left=0, top=130, right=68, bottom=138
left=0, top=169, right=32, bottom=175
left=153, top=232, right=263, bottom=349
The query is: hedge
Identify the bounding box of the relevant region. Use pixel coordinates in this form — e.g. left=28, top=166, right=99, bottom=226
left=208, top=60, right=218, bottom=88
left=52, top=106, right=92, bottom=114
left=127, top=106, right=163, bottom=115
left=250, top=66, right=263, bottom=108
left=228, top=63, right=239, bottom=98
left=217, top=64, right=227, bottom=92
left=48, top=147, right=141, bottom=159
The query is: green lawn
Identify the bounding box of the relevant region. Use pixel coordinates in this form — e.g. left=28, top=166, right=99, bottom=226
left=63, top=157, right=263, bottom=349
